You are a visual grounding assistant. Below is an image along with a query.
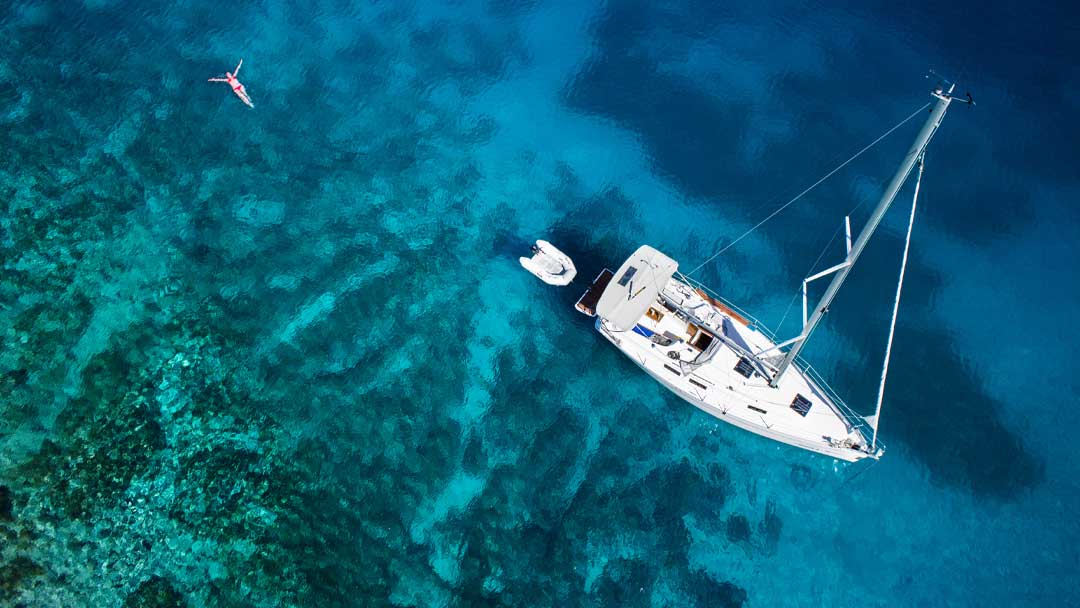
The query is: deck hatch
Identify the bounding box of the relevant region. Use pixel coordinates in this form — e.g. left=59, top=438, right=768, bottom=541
left=790, top=394, right=812, bottom=417
left=616, top=266, right=638, bottom=287
left=734, top=357, right=755, bottom=378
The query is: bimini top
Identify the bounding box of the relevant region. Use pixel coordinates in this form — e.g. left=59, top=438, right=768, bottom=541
left=596, top=245, right=678, bottom=331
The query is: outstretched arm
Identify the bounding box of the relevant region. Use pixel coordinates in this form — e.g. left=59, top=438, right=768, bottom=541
left=208, top=77, right=227, bottom=82
left=233, top=58, right=243, bottom=75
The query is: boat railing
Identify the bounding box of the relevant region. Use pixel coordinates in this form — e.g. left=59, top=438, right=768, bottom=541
left=675, top=273, right=881, bottom=452
left=675, top=273, right=779, bottom=341
left=798, top=357, right=881, bottom=448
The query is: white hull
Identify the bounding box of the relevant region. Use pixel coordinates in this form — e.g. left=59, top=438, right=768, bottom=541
left=584, top=262, right=875, bottom=462
left=598, top=318, right=870, bottom=462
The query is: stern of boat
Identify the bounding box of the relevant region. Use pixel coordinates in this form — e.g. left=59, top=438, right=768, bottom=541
left=574, top=269, right=614, bottom=316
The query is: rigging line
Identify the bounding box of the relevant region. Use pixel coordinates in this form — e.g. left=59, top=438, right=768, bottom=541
left=841, top=455, right=880, bottom=486
left=686, top=101, right=933, bottom=277
left=774, top=196, right=873, bottom=334
left=870, top=153, right=925, bottom=450
left=775, top=223, right=843, bottom=334
left=776, top=188, right=878, bottom=335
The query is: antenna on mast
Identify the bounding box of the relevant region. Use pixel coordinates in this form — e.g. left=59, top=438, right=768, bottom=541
left=928, top=71, right=975, bottom=107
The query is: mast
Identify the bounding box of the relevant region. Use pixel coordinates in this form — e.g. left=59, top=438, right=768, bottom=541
left=769, top=85, right=956, bottom=387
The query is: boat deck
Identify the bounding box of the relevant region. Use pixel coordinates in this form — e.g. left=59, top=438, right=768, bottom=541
left=575, top=269, right=614, bottom=316
left=597, top=277, right=874, bottom=461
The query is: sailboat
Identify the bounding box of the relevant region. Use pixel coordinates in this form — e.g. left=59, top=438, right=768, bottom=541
left=575, top=85, right=968, bottom=461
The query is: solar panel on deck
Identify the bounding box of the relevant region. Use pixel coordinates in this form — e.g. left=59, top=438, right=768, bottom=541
left=734, top=357, right=755, bottom=378
left=790, top=394, right=812, bottom=417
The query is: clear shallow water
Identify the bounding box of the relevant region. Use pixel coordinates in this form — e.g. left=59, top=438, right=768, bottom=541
left=1, top=0, right=1077, bottom=606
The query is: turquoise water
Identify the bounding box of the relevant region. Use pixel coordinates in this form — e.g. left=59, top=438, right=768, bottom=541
left=2, top=1, right=1078, bottom=606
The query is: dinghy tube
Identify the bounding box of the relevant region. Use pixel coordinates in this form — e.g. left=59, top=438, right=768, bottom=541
left=520, top=240, right=577, bottom=286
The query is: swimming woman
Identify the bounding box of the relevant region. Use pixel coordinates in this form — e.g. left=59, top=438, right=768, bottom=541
left=208, top=59, right=253, bottom=108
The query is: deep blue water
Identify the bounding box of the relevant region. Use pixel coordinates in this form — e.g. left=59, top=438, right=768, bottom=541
left=1, top=1, right=1078, bottom=606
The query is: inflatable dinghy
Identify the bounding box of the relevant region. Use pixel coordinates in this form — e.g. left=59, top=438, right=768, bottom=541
left=520, top=240, right=577, bottom=286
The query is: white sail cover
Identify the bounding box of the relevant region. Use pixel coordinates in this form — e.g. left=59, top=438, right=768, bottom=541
left=596, top=245, right=678, bottom=331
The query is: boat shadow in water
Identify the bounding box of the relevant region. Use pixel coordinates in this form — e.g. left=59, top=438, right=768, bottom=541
left=878, top=324, right=1044, bottom=499
left=840, top=247, right=1044, bottom=499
